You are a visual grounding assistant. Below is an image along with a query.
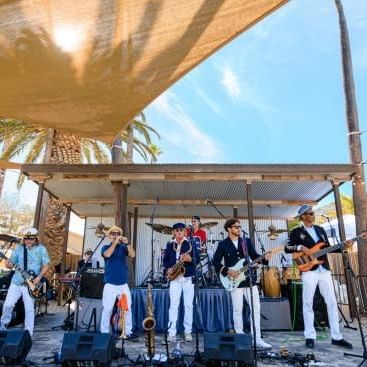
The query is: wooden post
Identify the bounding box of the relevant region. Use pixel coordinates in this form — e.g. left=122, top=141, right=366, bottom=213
left=58, top=203, right=71, bottom=305
left=233, top=207, right=238, bottom=219
left=33, top=182, right=44, bottom=229
left=246, top=181, right=255, bottom=245
left=132, top=206, right=139, bottom=279
left=112, top=181, right=123, bottom=227
left=122, top=182, right=129, bottom=237
left=332, top=181, right=346, bottom=241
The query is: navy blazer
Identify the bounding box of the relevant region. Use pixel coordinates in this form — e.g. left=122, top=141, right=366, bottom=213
left=285, top=224, right=333, bottom=271
left=163, top=239, right=197, bottom=278
left=212, top=236, right=267, bottom=288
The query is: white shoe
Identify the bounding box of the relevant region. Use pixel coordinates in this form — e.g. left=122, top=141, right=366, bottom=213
left=185, top=333, right=192, bottom=342
left=256, top=339, right=272, bottom=350
left=0, top=324, right=7, bottom=331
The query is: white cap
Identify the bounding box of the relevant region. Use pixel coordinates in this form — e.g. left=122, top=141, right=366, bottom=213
left=22, top=227, right=39, bottom=237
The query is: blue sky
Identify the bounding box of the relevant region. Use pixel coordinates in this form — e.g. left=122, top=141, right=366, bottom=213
left=2, top=0, right=367, bottom=232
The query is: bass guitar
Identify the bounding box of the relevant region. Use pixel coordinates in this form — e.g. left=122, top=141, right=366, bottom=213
left=220, top=245, right=284, bottom=291
left=0, top=251, right=48, bottom=299
left=293, top=233, right=366, bottom=272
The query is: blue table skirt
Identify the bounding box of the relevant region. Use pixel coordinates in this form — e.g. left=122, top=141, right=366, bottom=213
left=132, top=287, right=247, bottom=333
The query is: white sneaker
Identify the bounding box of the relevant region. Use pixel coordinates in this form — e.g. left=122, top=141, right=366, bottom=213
left=0, top=324, right=7, bottom=331
left=256, top=339, right=272, bottom=350
left=184, top=333, right=192, bottom=342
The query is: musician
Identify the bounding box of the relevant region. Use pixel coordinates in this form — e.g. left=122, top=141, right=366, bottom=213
left=77, top=248, right=100, bottom=270
left=285, top=204, right=352, bottom=349
left=163, top=222, right=197, bottom=343
left=213, top=218, right=272, bottom=350
left=100, top=225, right=138, bottom=340
left=0, top=228, right=50, bottom=336
left=186, top=215, right=207, bottom=248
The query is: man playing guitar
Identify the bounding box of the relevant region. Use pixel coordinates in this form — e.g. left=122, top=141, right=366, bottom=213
left=285, top=205, right=352, bottom=349
left=0, top=227, right=50, bottom=336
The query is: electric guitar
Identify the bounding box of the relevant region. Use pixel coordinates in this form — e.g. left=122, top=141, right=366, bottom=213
left=220, top=245, right=284, bottom=291
left=293, top=233, right=366, bottom=272
left=0, top=251, right=48, bottom=299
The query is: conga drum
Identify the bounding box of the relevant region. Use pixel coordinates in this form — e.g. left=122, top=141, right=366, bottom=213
left=281, top=266, right=301, bottom=284
left=261, top=267, right=281, bottom=297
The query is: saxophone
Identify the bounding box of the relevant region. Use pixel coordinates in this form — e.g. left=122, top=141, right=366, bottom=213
left=142, top=283, right=156, bottom=358
left=167, top=243, right=192, bottom=281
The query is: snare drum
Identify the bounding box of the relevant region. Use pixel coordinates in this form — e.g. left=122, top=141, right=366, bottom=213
left=281, top=266, right=300, bottom=284
left=261, top=267, right=281, bottom=298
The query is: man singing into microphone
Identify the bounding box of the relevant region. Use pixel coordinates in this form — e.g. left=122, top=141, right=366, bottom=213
left=100, top=225, right=138, bottom=340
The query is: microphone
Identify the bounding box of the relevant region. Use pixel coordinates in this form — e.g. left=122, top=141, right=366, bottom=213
left=242, top=230, right=248, bottom=237
left=156, top=196, right=160, bottom=203
left=321, top=214, right=330, bottom=220
left=219, top=232, right=224, bottom=240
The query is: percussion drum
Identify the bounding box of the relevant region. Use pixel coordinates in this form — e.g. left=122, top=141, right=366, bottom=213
left=261, top=267, right=281, bottom=298
left=281, top=266, right=301, bottom=284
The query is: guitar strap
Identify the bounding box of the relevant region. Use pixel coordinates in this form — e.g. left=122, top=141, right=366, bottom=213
left=240, top=237, right=249, bottom=260
left=23, top=245, right=28, bottom=271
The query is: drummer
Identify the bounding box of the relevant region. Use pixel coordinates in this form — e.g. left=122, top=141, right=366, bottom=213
left=186, top=215, right=207, bottom=253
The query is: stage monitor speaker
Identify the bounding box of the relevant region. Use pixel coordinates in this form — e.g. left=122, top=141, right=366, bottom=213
left=60, top=332, right=114, bottom=365
left=287, top=281, right=329, bottom=331
left=80, top=269, right=104, bottom=299
left=260, top=297, right=292, bottom=330
left=0, top=330, right=32, bottom=365
left=203, top=332, right=253, bottom=363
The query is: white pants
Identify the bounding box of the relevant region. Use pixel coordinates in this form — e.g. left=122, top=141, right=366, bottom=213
left=302, top=270, right=343, bottom=340
left=231, top=286, right=261, bottom=342
left=100, top=283, right=132, bottom=334
left=1, top=284, right=35, bottom=336
left=168, top=277, right=194, bottom=336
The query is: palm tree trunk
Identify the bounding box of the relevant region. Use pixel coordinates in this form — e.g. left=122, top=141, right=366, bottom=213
left=126, top=121, right=134, bottom=163
left=335, top=0, right=367, bottom=310
left=42, top=130, right=81, bottom=276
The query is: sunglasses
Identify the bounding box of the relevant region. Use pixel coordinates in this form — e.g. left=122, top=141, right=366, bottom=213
left=24, top=237, right=36, bottom=240
left=230, top=225, right=242, bottom=229
left=305, top=212, right=315, bottom=216
left=110, top=232, right=121, bottom=236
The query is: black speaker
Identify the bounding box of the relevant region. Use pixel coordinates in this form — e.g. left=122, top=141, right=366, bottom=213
left=260, top=297, right=292, bottom=330
left=0, top=330, right=32, bottom=365
left=203, top=332, right=253, bottom=363
left=287, top=281, right=329, bottom=331
left=60, top=332, right=114, bottom=365
left=80, top=269, right=104, bottom=299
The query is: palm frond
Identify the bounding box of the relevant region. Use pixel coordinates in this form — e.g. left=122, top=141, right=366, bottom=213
left=0, top=131, right=36, bottom=161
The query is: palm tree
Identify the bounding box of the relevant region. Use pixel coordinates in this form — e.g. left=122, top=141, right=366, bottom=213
left=148, top=143, right=163, bottom=163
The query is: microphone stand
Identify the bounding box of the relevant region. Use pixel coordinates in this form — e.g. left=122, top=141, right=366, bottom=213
left=141, top=198, right=159, bottom=286
left=324, top=217, right=355, bottom=329
left=206, top=200, right=225, bottom=219
left=188, top=226, right=203, bottom=364
left=253, top=225, right=267, bottom=300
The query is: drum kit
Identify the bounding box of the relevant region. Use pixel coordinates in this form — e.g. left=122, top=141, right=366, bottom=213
left=145, top=221, right=221, bottom=287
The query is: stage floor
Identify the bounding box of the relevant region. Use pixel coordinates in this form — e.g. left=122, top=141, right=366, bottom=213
left=3, top=301, right=364, bottom=367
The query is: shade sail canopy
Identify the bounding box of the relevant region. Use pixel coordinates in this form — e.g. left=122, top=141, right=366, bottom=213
left=0, top=0, right=287, bottom=142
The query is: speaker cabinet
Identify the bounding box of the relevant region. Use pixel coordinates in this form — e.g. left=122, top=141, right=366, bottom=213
left=60, top=332, right=114, bottom=365
left=80, top=269, right=104, bottom=299
left=260, top=297, right=292, bottom=330
left=287, top=281, right=329, bottom=331
left=0, top=330, right=32, bottom=365
left=203, top=332, right=253, bottom=363
left=0, top=298, right=25, bottom=327
left=74, top=298, right=102, bottom=331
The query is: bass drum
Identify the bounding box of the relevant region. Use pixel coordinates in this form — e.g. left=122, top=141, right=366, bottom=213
left=261, top=267, right=281, bottom=298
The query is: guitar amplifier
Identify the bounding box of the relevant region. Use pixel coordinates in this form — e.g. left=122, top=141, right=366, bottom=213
left=80, top=269, right=104, bottom=299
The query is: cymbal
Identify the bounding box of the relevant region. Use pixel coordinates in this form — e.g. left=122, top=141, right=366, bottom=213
left=145, top=223, right=173, bottom=235
left=199, top=221, right=218, bottom=229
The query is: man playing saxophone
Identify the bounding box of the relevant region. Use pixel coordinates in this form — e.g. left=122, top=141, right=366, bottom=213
left=163, top=222, right=197, bottom=343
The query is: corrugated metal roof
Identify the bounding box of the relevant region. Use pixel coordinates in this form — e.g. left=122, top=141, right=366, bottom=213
left=22, top=163, right=357, bottom=219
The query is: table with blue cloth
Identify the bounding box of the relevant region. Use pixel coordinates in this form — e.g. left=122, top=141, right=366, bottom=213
left=132, top=287, right=249, bottom=333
